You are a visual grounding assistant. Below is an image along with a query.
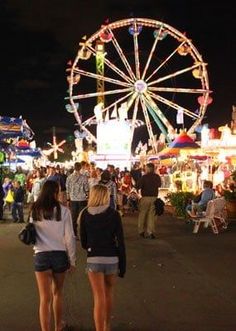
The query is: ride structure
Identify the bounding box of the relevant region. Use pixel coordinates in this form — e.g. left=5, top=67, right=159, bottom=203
left=66, top=17, right=211, bottom=157
left=43, top=127, right=66, bottom=160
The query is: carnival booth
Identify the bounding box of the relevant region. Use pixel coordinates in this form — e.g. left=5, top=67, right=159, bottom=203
left=0, top=116, right=41, bottom=170
left=154, top=132, right=201, bottom=192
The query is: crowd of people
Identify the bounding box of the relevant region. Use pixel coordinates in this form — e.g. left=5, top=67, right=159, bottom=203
left=0, top=162, right=143, bottom=224
left=0, top=161, right=163, bottom=331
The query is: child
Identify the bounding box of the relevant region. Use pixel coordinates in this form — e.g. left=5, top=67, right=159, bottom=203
left=12, top=180, right=25, bottom=223
left=127, top=188, right=139, bottom=212
left=3, top=177, right=13, bottom=211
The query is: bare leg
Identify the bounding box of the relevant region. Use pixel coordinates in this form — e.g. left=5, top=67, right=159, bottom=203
left=88, top=272, right=106, bottom=331
left=104, top=274, right=117, bottom=331
left=35, top=270, right=53, bottom=331
left=52, top=272, right=66, bottom=331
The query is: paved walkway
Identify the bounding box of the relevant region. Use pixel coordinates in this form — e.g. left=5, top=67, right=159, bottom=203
left=1, top=209, right=236, bottom=331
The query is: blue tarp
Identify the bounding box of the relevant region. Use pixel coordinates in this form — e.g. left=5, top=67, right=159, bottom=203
left=16, top=148, right=42, bottom=157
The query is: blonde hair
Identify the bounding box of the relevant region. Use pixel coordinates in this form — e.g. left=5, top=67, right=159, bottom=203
left=88, top=184, right=110, bottom=207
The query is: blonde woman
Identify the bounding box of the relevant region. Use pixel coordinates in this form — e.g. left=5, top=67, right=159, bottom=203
left=79, top=184, right=126, bottom=331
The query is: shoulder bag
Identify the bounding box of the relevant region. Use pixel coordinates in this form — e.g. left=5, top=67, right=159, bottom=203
left=18, top=215, right=37, bottom=245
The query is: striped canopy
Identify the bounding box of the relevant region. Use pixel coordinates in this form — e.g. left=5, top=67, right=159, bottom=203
left=169, top=132, right=200, bottom=149
left=155, top=146, right=180, bottom=160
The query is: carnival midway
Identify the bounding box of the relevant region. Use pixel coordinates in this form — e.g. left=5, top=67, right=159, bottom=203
left=0, top=18, right=236, bottom=222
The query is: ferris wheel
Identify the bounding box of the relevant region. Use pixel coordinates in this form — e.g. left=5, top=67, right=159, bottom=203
left=66, top=18, right=211, bottom=153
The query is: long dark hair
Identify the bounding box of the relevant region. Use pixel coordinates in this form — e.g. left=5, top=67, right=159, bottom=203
left=31, top=180, right=61, bottom=221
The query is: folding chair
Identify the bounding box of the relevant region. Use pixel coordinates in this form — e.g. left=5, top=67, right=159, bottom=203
left=191, top=197, right=227, bottom=234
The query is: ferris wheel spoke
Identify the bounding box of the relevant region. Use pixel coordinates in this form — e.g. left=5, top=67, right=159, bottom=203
left=82, top=92, right=134, bottom=126
left=73, top=68, right=132, bottom=87
left=149, top=87, right=211, bottom=94
left=114, top=91, right=138, bottom=121
left=73, top=108, right=82, bottom=125
left=130, top=96, right=140, bottom=146
left=108, top=28, right=136, bottom=81
left=143, top=93, right=174, bottom=136
left=133, top=21, right=141, bottom=79
left=125, top=92, right=138, bottom=115
left=148, top=91, right=199, bottom=120
left=86, top=45, right=133, bottom=84
left=142, top=25, right=164, bottom=80
left=188, top=116, right=204, bottom=134
left=140, top=95, right=158, bottom=154
left=146, top=41, right=186, bottom=82
left=148, top=62, right=202, bottom=86
left=67, top=87, right=133, bottom=101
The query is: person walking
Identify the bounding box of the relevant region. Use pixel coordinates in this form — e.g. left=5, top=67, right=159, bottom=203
left=79, top=184, right=126, bottom=331
left=31, top=180, right=76, bottom=331
left=31, top=169, right=45, bottom=202
left=119, top=170, right=134, bottom=214
left=3, top=177, right=14, bottom=211
left=12, top=180, right=25, bottom=223
left=66, top=162, right=89, bottom=237
left=130, top=162, right=142, bottom=188
left=137, top=163, right=161, bottom=239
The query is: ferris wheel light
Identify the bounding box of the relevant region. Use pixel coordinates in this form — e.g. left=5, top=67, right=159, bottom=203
left=99, top=31, right=113, bottom=43
left=65, top=103, right=79, bottom=113
left=78, top=48, right=92, bottom=60
left=67, top=74, right=80, bottom=84
left=198, top=96, right=213, bottom=106
left=178, top=44, right=190, bottom=56
left=153, top=29, right=168, bottom=40
left=128, top=24, right=143, bottom=35
left=192, top=68, right=203, bottom=79
left=74, top=74, right=80, bottom=83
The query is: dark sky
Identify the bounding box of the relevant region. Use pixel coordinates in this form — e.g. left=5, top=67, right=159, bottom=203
left=1, top=0, right=235, bottom=147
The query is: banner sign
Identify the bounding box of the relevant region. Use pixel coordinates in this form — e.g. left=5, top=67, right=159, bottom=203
left=0, top=116, right=23, bottom=136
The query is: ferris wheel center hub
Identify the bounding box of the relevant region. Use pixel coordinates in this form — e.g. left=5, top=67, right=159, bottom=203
left=134, top=80, right=147, bottom=93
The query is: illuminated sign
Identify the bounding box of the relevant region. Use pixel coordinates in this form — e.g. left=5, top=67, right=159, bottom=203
left=97, top=120, right=131, bottom=155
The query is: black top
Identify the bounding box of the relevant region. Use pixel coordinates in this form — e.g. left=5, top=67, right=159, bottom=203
left=80, top=207, right=126, bottom=277
left=130, top=168, right=142, bottom=186
left=0, top=184, right=4, bottom=202
left=137, top=173, right=162, bottom=197
left=13, top=186, right=24, bottom=203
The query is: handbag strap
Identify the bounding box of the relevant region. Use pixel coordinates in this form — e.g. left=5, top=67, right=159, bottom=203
left=77, top=206, right=87, bottom=225
left=27, top=211, right=33, bottom=224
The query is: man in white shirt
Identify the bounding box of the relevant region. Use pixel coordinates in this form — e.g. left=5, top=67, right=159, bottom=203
left=66, top=162, right=89, bottom=237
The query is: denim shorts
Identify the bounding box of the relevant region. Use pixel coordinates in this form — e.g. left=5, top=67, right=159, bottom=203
left=34, top=251, right=70, bottom=273
left=86, top=263, right=118, bottom=275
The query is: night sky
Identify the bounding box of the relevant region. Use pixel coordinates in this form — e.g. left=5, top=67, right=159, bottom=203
left=1, top=0, right=235, bottom=147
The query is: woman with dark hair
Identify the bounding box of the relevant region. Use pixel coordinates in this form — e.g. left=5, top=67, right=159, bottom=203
left=79, top=184, right=126, bottom=331
left=31, top=180, right=76, bottom=331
